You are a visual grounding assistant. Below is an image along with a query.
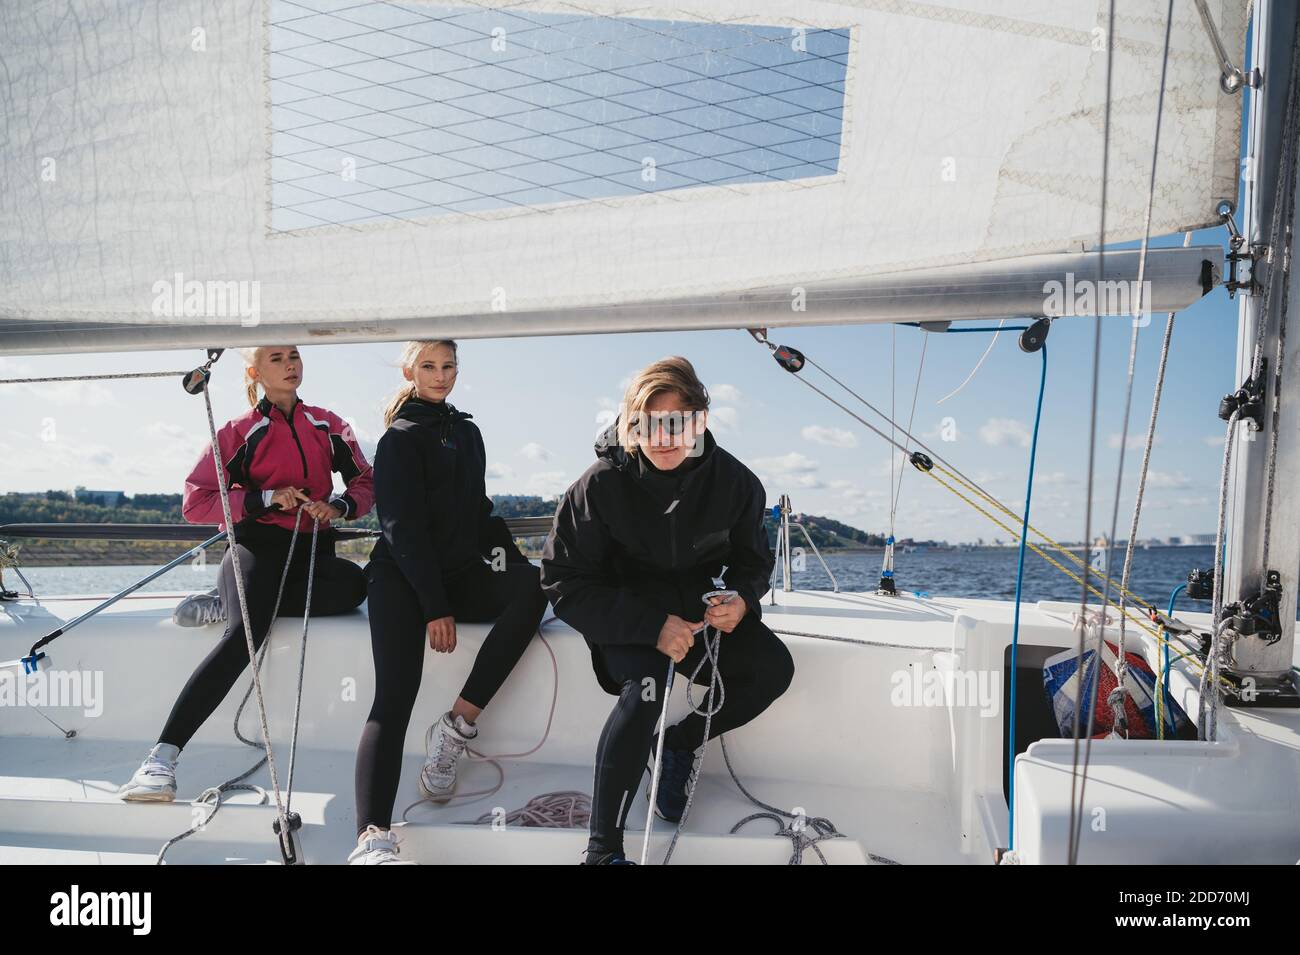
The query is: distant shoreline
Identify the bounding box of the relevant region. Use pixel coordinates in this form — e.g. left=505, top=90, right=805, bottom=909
left=5, top=540, right=1215, bottom=568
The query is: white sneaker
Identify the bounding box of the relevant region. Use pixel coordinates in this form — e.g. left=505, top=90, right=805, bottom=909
left=173, top=589, right=225, bottom=627
left=347, top=825, right=416, bottom=865
left=119, top=743, right=179, bottom=802
left=418, top=711, right=477, bottom=802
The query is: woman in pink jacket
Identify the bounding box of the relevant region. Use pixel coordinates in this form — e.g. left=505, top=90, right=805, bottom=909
left=118, top=345, right=374, bottom=802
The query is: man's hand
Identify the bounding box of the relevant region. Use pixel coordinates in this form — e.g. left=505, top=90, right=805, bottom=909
left=656, top=614, right=701, bottom=663
left=427, top=616, right=457, bottom=653
left=704, top=594, right=747, bottom=633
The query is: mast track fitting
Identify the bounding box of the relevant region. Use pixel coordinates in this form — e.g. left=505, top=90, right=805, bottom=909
left=1218, top=357, right=1267, bottom=431
left=1221, top=206, right=1259, bottom=298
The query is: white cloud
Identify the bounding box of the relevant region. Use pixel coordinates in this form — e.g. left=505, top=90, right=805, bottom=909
left=1145, top=470, right=1192, bottom=489
left=486, top=463, right=514, bottom=481
left=1203, top=434, right=1227, bottom=448
left=22, top=381, right=117, bottom=407
left=1109, top=432, right=1162, bottom=451
left=752, top=452, right=818, bottom=474
left=526, top=470, right=569, bottom=496
left=979, top=418, right=1031, bottom=448
left=802, top=425, right=857, bottom=448
left=518, top=442, right=551, bottom=462
left=144, top=422, right=190, bottom=441
left=1036, top=470, right=1075, bottom=485
left=709, top=406, right=737, bottom=431
left=753, top=452, right=821, bottom=491
left=711, top=384, right=742, bottom=403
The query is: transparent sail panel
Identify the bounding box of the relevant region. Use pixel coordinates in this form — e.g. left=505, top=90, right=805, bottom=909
left=270, top=1, right=849, bottom=231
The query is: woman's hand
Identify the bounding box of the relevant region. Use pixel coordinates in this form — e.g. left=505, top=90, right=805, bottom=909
left=427, top=616, right=457, bottom=653
left=269, top=487, right=310, bottom=511
left=656, top=614, right=701, bottom=663
left=301, top=498, right=345, bottom=522
left=704, top=594, right=746, bottom=634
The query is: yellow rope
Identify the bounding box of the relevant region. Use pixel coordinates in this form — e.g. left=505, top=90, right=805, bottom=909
left=922, top=467, right=1228, bottom=691
left=932, top=463, right=1156, bottom=612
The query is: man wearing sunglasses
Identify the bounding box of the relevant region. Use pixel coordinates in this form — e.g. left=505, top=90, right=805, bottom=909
left=541, top=356, right=793, bottom=865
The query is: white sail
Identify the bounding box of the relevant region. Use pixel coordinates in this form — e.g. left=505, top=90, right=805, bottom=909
left=0, top=0, right=1246, bottom=351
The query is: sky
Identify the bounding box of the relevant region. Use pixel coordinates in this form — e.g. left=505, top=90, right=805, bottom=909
left=0, top=227, right=1243, bottom=544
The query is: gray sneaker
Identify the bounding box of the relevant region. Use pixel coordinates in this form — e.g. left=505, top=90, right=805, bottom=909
left=173, top=589, right=224, bottom=627
left=119, top=743, right=179, bottom=802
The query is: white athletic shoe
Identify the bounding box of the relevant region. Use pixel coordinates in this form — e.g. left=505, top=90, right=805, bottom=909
left=172, top=589, right=225, bottom=627
left=119, top=743, right=180, bottom=802
left=347, top=825, right=417, bottom=865
left=418, top=711, right=477, bottom=802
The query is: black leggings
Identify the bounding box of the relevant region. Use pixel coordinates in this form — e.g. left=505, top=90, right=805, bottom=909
left=158, top=523, right=367, bottom=750
left=588, top=614, right=794, bottom=857
left=354, top=558, right=548, bottom=833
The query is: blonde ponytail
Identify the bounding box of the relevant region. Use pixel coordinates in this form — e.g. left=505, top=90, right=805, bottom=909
left=239, top=347, right=262, bottom=407
left=382, top=383, right=419, bottom=429
left=384, top=340, right=458, bottom=428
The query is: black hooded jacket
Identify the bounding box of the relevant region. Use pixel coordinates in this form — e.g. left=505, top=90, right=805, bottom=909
left=369, top=396, right=525, bottom=622
left=541, top=420, right=774, bottom=692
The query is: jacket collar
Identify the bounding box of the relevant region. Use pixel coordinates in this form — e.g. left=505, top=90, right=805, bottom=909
left=257, top=395, right=302, bottom=420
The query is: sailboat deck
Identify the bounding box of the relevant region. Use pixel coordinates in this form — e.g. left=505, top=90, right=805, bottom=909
left=4, top=587, right=1300, bottom=864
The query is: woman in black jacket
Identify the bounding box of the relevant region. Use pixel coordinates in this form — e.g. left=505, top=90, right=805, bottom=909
left=351, top=340, right=547, bottom=865
left=542, top=356, right=794, bottom=865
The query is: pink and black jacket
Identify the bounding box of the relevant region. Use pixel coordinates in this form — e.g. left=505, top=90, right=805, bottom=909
left=183, top=397, right=374, bottom=532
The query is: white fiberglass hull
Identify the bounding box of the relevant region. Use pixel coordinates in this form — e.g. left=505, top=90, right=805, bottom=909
left=1, top=587, right=1297, bottom=865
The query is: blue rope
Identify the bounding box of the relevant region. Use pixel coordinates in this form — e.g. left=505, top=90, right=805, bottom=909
left=901, top=322, right=1031, bottom=333
left=1007, top=344, right=1048, bottom=853
left=1159, top=583, right=1186, bottom=739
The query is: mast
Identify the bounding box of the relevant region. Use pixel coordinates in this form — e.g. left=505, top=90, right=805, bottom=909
left=1222, top=0, right=1300, bottom=705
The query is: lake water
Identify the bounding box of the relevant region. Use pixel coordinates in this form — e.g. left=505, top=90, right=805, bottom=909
left=12, top=545, right=1219, bottom=615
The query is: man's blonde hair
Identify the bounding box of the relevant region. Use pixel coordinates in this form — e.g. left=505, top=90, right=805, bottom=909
left=617, top=356, right=710, bottom=454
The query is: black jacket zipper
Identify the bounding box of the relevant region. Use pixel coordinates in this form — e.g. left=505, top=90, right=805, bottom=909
left=283, top=403, right=309, bottom=479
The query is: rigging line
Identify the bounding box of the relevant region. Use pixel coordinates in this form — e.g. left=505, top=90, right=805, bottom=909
left=197, top=382, right=291, bottom=853
left=1259, top=18, right=1300, bottom=569
left=798, top=352, right=1016, bottom=518
left=774, top=336, right=1160, bottom=611
left=1248, top=15, right=1300, bottom=384
left=931, top=463, right=1157, bottom=612
left=924, top=469, right=1166, bottom=649
left=936, top=319, right=1006, bottom=405
left=889, top=324, right=896, bottom=534
left=889, top=327, right=899, bottom=535
left=1094, top=1, right=1178, bottom=758
left=1069, top=0, right=1117, bottom=868
left=1007, top=344, right=1048, bottom=854
left=890, top=334, right=929, bottom=527
left=0, top=370, right=190, bottom=384
left=1203, top=410, right=1242, bottom=740
left=756, top=331, right=1161, bottom=609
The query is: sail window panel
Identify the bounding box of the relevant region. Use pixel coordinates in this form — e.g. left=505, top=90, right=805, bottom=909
left=549, top=125, right=645, bottom=152
left=269, top=1, right=850, bottom=232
